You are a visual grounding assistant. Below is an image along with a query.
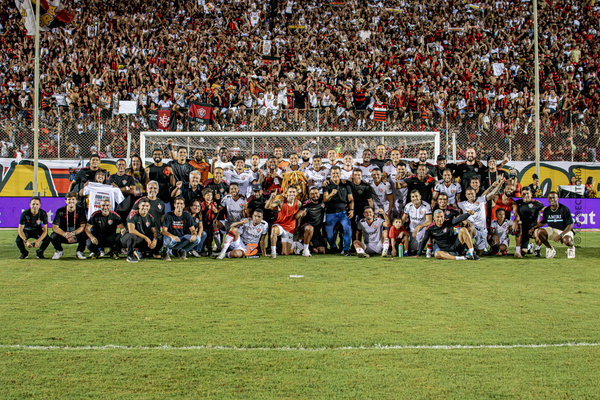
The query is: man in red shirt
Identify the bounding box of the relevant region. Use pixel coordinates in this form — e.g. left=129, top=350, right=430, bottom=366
left=266, top=187, right=300, bottom=258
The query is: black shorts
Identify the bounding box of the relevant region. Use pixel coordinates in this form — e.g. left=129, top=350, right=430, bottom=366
left=298, top=223, right=326, bottom=248
left=434, top=235, right=465, bottom=256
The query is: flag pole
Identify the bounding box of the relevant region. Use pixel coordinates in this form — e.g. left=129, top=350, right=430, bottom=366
left=33, top=0, right=41, bottom=196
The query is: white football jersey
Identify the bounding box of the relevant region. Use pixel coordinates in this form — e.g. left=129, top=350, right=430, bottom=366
left=358, top=164, right=377, bottom=184
left=370, top=181, right=392, bottom=214
left=239, top=220, right=269, bottom=244
left=220, top=194, right=245, bottom=223
left=403, top=201, right=432, bottom=232
left=358, top=217, right=384, bottom=245
left=434, top=181, right=462, bottom=204
left=340, top=167, right=354, bottom=181
left=305, top=167, right=329, bottom=190
left=490, top=219, right=511, bottom=243
left=224, top=169, right=255, bottom=197
left=458, top=195, right=488, bottom=230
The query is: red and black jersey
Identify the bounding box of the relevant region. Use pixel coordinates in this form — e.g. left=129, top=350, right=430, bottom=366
left=352, top=88, right=366, bottom=103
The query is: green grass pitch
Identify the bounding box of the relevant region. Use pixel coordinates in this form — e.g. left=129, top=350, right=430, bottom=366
left=1, top=230, right=599, bottom=398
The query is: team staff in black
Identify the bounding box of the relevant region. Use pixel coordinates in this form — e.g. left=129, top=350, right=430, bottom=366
left=172, top=170, right=204, bottom=208
left=51, top=192, right=88, bottom=260
left=323, top=166, right=354, bottom=256
left=296, top=187, right=327, bottom=256
left=16, top=196, right=51, bottom=259
left=121, top=198, right=162, bottom=263
left=513, top=186, right=545, bottom=258
left=108, top=158, right=137, bottom=221
left=169, top=147, right=195, bottom=183
left=347, top=168, right=375, bottom=240
left=146, top=149, right=176, bottom=211
left=69, top=154, right=101, bottom=208
left=532, top=192, right=576, bottom=259
left=416, top=209, right=477, bottom=260
left=85, top=198, right=125, bottom=259
left=397, top=164, right=435, bottom=204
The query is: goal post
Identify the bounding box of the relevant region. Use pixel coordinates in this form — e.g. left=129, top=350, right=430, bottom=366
left=140, top=131, right=441, bottom=164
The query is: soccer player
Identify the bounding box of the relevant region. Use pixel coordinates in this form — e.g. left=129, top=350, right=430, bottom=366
left=397, top=164, right=435, bottom=204
left=340, top=153, right=355, bottom=181
left=390, top=162, right=408, bottom=218
left=402, top=190, right=432, bottom=254
left=433, top=168, right=462, bottom=208
left=353, top=207, right=391, bottom=258
left=262, top=155, right=284, bottom=193
left=121, top=198, right=162, bottom=263
left=50, top=192, right=88, bottom=260
left=513, top=187, right=545, bottom=258
left=370, top=168, right=393, bottom=218
left=323, top=166, right=355, bottom=256
left=296, top=187, right=327, bottom=256
left=416, top=209, right=477, bottom=260
left=85, top=198, right=125, bottom=259
left=146, top=148, right=176, bottom=211
left=108, top=158, right=137, bottom=221
left=266, top=187, right=300, bottom=258
left=216, top=210, right=269, bottom=259
left=162, top=196, right=201, bottom=261
left=305, top=157, right=329, bottom=192
left=488, top=208, right=511, bottom=256
left=389, top=217, right=409, bottom=257
left=218, top=182, right=245, bottom=233
left=225, top=156, right=255, bottom=197
left=532, top=192, right=575, bottom=259
left=204, top=167, right=230, bottom=202
left=16, top=196, right=51, bottom=260
left=357, top=149, right=376, bottom=184
left=458, top=178, right=503, bottom=255
left=382, top=148, right=403, bottom=181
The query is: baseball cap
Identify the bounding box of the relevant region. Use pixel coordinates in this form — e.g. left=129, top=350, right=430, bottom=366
left=252, top=184, right=263, bottom=192
left=436, top=154, right=447, bottom=161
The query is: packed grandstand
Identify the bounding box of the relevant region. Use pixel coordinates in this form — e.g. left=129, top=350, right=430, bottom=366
left=1, top=0, right=599, bottom=162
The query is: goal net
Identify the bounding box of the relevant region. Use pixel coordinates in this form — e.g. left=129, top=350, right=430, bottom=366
left=140, top=132, right=441, bottom=165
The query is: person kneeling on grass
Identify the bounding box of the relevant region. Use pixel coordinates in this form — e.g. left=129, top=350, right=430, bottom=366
left=85, top=198, right=126, bottom=259
left=162, top=196, right=201, bottom=261
left=416, top=209, right=478, bottom=260
left=353, top=207, right=391, bottom=258
left=16, top=196, right=51, bottom=260
left=51, top=192, right=88, bottom=260
left=121, top=198, right=162, bottom=263
left=531, top=191, right=576, bottom=259
left=216, top=209, right=269, bottom=259
left=488, top=208, right=511, bottom=256
left=266, top=187, right=300, bottom=258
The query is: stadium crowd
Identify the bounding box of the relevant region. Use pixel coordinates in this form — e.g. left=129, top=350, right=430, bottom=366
left=17, top=147, right=577, bottom=262
left=1, top=0, right=600, bottom=161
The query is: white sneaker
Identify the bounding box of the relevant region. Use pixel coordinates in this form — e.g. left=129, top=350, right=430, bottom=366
left=426, top=249, right=432, bottom=258
left=99, top=250, right=106, bottom=258
left=302, top=248, right=312, bottom=257
left=216, top=250, right=227, bottom=260
left=52, top=251, right=63, bottom=260
left=382, top=249, right=389, bottom=257
left=567, top=247, right=576, bottom=259
left=76, top=251, right=87, bottom=260
left=270, top=252, right=277, bottom=259
left=545, top=247, right=556, bottom=259
left=294, top=242, right=303, bottom=255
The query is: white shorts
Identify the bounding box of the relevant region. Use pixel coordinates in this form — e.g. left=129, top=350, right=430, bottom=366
left=543, top=227, right=574, bottom=241
left=274, top=224, right=294, bottom=243
left=365, top=241, right=383, bottom=255
left=277, top=95, right=288, bottom=106
left=473, top=227, right=488, bottom=251
left=219, top=219, right=231, bottom=233
left=229, top=237, right=246, bottom=252
left=259, top=107, right=268, bottom=116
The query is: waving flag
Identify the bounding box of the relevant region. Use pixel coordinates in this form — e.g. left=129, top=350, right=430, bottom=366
left=15, top=0, right=74, bottom=35
left=188, top=102, right=214, bottom=124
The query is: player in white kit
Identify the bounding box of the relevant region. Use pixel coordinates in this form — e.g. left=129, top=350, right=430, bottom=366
left=488, top=208, right=511, bottom=255
left=353, top=206, right=391, bottom=257
left=369, top=168, right=393, bottom=218
left=402, top=190, right=433, bottom=253
left=217, top=183, right=245, bottom=233
left=433, top=168, right=462, bottom=208
left=224, top=156, right=256, bottom=197
left=390, top=162, right=408, bottom=218
left=305, top=157, right=329, bottom=192
left=216, top=209, right=269, bottom=259
left=458, top=177, right=504, bottom=255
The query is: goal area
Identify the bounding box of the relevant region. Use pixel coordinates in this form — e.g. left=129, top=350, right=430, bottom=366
left=139, top=131, right=440, bottom=164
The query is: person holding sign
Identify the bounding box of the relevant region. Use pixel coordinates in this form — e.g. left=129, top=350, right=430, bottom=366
left=216, top=210, right=269, bottom=259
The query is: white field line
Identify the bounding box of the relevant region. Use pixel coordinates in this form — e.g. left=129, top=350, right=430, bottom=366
left=1, top=342, right=599, bottom=351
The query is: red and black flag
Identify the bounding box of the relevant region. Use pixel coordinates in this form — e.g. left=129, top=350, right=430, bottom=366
left=188, top=102, right=214, bottom=124
left=15, top=0, right=74, bottom=35
left=148, top=110, right=177, bottom=131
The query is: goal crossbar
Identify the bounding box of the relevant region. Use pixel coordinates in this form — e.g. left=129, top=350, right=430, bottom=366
left=140, top=131, right=440, bottom=162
